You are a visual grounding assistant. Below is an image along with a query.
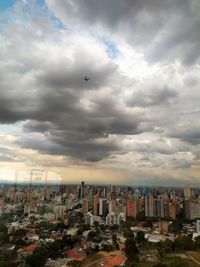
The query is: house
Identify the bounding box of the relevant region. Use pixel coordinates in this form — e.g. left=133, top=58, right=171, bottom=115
left=65, top=248, right=86, bottom=261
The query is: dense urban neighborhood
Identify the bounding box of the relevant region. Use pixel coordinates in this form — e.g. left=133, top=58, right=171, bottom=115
left=1, top=183, right=200, bottom=267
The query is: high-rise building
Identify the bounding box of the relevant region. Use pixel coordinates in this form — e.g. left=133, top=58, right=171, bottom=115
left=93, top=195, right=99, bottom=216
left=184, top=186, right=192, bottom=199
left=153, top=195, right=164, bottom=218
left=168, top=202, right=176, bottom=220
left=85, top=212, right=94, bottom=226
left=145, top=193, right=154, bottom=217
left=196, top=220, right=200, bottom=233
left=127, top=199, right=140, bottom=218
left=184, top=199, right=200, bottom=220
left=81, top=181, right=85, bottom=199
left=82, top=198, right=88, bottom=214
left=108, top=200, right=116, bottom=214
left=99, top=198, right=108, bottom=216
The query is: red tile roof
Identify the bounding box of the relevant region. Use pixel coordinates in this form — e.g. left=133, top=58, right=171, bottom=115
left=104, top=254, right=127, bottom=267
left=22, top=244, right=38, bottom=252
left=66, top=249, right=86, bottom=261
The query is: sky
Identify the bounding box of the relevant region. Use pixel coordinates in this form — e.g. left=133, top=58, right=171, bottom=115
left=0, top=0, right=200, bottom=186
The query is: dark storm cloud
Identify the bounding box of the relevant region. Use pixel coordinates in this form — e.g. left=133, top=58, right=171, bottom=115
left=170, top=158, right=192, bottom=169
left=1, top=0, right=200, bottom=171
left=171, top=126, right=200, bottom=145
left=127, top=87, right=178, bottom=107
left=20, top=96, right=148, bottom=161
left=38, top=60, right=117, bottom=90
left=16, top=131, right=120, bottom=162
left=46, top=0, right=200, bottom=64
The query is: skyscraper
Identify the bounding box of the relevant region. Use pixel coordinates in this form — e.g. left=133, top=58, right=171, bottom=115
left=127, top=199, right=140, bottom=218
left=145, top=193, right=154, bottom=217
left=93, top=195, right=99, bottom=216
left=184, top=186, right=192, bottom=199
left=82, top=198, right=88, bottom=214
left=81, top=181, right=85, bottom=199
left=99, top=198, right=108, bottom=216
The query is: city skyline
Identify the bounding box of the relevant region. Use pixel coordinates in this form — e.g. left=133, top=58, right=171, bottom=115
left=0, top=0, right=200, bottom=186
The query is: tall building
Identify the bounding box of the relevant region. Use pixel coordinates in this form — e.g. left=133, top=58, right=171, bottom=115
left=93, top=195, right=99, bottom=216
left=99, top=198, right=108, bottom=216
left=82, top=198, right=88, bottom=214
left=184, top=199, right=200, bottom=220
left=184, top=186, right=192, bottom=199
left=85, top=212, right=94, bottom=226
left=145, top=193, right=154, bottom=217
left=108, top=200, right=116, bottom=214
left=81, top=181, right=85, bottom=199
left=127, top=199, right=140, bottom=218
left=153, top=195, right=164, bottom=218
left=168, top=202, right=176, bottom=220
left=196, top=220, right=200, bottom=233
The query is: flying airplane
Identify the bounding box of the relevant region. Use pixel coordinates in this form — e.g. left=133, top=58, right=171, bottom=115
left=82, top=76, right=90, bottom=81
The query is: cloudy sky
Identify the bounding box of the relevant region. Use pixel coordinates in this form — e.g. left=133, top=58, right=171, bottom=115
left=0, top=0, right=200, bottom=186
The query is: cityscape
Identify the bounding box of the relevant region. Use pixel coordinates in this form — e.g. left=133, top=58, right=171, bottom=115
left=1, top=0, right=200, bottom=267
left=1, top=181, right=200, bottom=267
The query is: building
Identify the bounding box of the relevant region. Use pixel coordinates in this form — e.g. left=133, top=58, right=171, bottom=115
left=127, top=199, right=140, bottom=218
left=80, top=181, right=85, bottom=199
left=184, top=199, right=200, bottom=220
left=99, top=199, right=108, bottom=216
left=82, top=198, right=88, bottom=214
left=158, top=221, right=169, bottom=234
left=145, top=193, right=154, bottom=217
left=197, top=220, right=200, bottom=233
left=153, top=195, right=164, bottom=218
left=184, top=186, right=192, bottom=199
left=106, top=212, right=126, bottom=226
left=108, top=200, right=116, bottom=214
left=85, top=212, right=94, bottom=226
left=93, top=195, right=99, bottom=216
left=168, top=202, right=176, bottom=220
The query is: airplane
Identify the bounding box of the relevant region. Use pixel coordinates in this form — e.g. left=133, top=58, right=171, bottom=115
left=82, top=76, right=90, bottom=81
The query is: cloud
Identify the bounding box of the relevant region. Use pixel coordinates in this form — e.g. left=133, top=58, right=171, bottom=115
left=0, top=1, right=200, bottom=184
left=171, top=126, right=200, bottom=145
left=45, top=0, right=200, bottom=64
left=127, top=86, right=178, bottom=107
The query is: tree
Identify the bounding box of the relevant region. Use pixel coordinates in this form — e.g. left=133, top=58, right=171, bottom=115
left=77, top=224, right=90, bottom=235
left=87, top=230, right=97, bottom=240
left=124, top=229, right=135, bottom=239
left=169, top=257, right=189, bottom=267
left=194, top=235, right=200, bottom=251
left=135, top=210, right=145, bottom=222
left=135, top=231, right=145, bottom=245
left=125, top=238, right=138, bottom=262
left=158, top=239, right=173, bottom=256
left=13, top=229, right=27, bottom=240
left=153, top=263, right=167, bottom=267
left=174, top=236, right=193, bottom=252
left=169, top=219, right=183, bottom=234
left=102, top=243, right=114, bottom=252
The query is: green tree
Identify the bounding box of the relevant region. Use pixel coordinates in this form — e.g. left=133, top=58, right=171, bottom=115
left=169, top=219, right=183, bottom=234
left=174, top=236, right=193, bottom=252
left=135, top=231, right=145, bottom=245
left=153, top=263, right=167, bottom=267
left=169, top=257, right=189, bottom=267
left=135, top=210, right=145, bottom=222
left=125, top=238, right=138, bottom=262
left=102, top=243, right=114, bottom=252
